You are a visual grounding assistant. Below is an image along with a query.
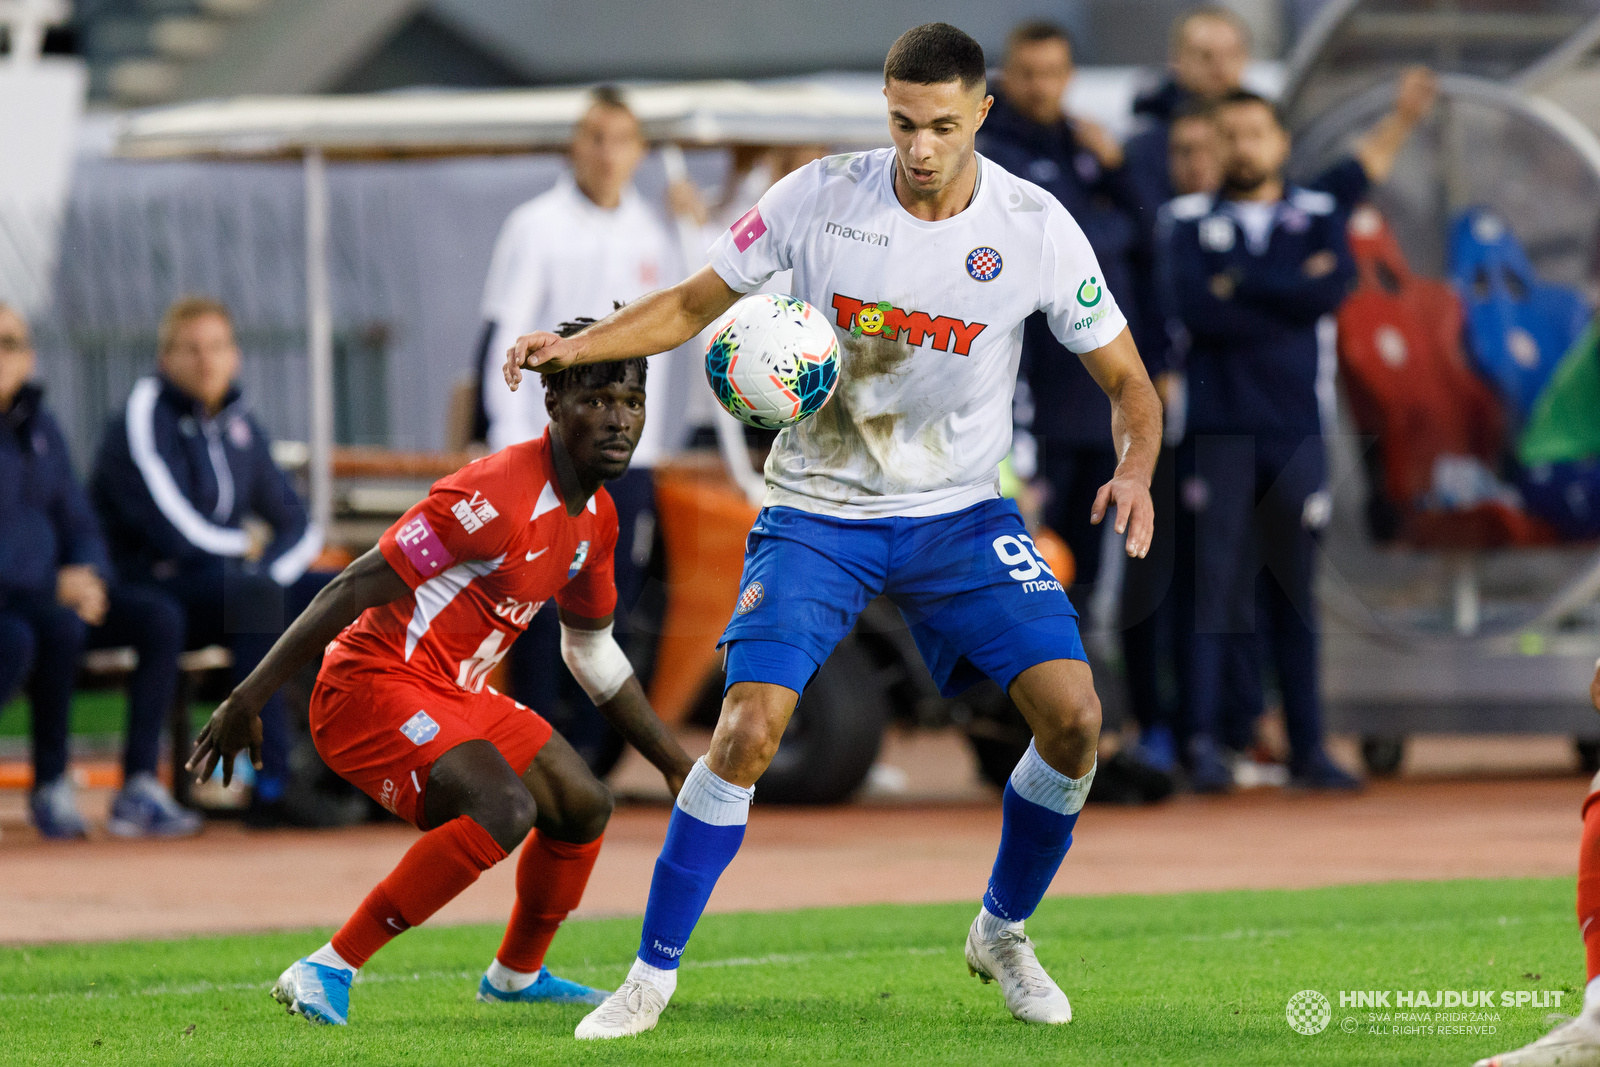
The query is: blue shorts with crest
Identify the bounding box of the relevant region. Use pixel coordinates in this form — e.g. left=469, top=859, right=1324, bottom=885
left=720, top=498, right=1085, bottom=698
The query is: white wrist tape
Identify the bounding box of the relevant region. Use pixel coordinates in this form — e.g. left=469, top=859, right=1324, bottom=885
left=559, top=622, right=634, bottom=705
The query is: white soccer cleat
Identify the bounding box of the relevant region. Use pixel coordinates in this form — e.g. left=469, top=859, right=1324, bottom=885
left=965, top=916, right=1073, bottom=1024
left=1474, top=1013, right=1600, bottom=1066
left=573, top=977, right=668, bottom=1040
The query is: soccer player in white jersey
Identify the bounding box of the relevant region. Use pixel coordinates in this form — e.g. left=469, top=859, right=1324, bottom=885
left=504, top=23, right=1161, bottom=1039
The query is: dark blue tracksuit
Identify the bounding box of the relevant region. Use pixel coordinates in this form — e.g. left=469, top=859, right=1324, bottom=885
left=1157, top=187, right=1356, bottom=770
left=0, top=385, right=111, bottom=787
left=91, top=376, right=324, bottom=795
left=978, top=96, right=1151, bottom=599
left=0, top=385, right=187, bottom=785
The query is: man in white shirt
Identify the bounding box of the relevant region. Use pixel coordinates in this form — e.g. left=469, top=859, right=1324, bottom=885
left=475, top=87, right=683, bottom=768
left=505, top=23, right=1160, bottom=1039
left=478, top=86, right=680, bottom=459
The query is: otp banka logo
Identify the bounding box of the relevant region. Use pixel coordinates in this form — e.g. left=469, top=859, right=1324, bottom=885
left=493, top=596, right=542, bottom=627
left=652, top=940, right=686, bottom=960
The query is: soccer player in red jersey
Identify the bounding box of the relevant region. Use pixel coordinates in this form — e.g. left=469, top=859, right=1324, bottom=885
left=1474, top=659, right=1600, bottom=1067
left=188, top=321, right=693, bottom=1026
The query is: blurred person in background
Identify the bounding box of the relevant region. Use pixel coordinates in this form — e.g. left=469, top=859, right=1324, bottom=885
left=1124, top=5, right=1252, bottom=231
left=473, top=85, right=693, bottom=770
left=702, top=145, right=830, bottom=234
left=978, top=20, right=1146, bottom=614
left=1155, top=73, right=1436, bottom=783
left=0, top=303, right=197, bottom=839
left=92, top=296, right=323, bottom=827
left=1157, top=90, right=1359, bottom=792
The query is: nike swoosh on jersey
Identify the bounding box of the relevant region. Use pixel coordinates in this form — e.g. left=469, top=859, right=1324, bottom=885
left=526, top=548, right=548, bottom=561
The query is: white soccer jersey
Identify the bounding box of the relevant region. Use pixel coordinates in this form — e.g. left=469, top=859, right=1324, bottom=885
left=707, top=148, right=1127, bottom=518
left=479, top=174, right=680, bottom=463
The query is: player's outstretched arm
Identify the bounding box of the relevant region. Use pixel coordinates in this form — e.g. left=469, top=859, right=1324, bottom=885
left=559, top=607, right=695, bottom=797
left=1077, top=325, right=1162, bottom=559
left=186, top=547, right=411, bottom=787
left=503, top=264, right=742, bottom=390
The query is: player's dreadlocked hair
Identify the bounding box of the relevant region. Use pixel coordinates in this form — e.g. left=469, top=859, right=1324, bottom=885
left=541, top=304, right=648, bottom=401
left=884, top=23, right=986, bottom=92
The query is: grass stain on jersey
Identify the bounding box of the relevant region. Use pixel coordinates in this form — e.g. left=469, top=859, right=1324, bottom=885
left=841, top=331, right=913, bottom=383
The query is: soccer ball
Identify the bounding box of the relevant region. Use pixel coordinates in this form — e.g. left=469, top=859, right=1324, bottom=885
left=704, top=294, right=840, bottom=429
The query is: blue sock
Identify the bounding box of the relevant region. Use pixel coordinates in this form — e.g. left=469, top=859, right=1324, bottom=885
left=981, top=742, right=1095, bottom=929
left=637, top=758, right=754, bottom=970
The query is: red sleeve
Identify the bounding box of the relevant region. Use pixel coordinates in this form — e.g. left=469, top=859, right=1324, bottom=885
left=554, top=491, right=619, bottom=619
left=380, top=467, right=518, bottom=590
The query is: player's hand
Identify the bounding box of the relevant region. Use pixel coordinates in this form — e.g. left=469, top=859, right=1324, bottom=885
left=503, top=331, right=576, bottom=391
left=1091, top=472, right=1155, bottom=559
left=186, top=690, right=265, bottom=787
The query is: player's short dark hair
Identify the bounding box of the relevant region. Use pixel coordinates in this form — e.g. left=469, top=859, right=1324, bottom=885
left=541, top=311, right=647, bottom=402
left=884, top=23, right=986, bottom=92
left=1005, top=19, right=1074, bottom=60
left=1214, top=88, right=1284, bottom=128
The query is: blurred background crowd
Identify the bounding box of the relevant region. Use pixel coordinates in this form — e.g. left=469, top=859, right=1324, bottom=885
left=6, top=0, right=1600, bottom=839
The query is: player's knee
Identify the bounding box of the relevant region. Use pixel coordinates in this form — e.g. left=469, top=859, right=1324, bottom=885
left=485, top=779, right=538, bottom=850
left=1034, top=682, right=1101, bottom=748
left=565, top=777, right=613, bottom=843
left=456, top=774, right=537, bottom=852
left=713, top=691, right=788, bottom=779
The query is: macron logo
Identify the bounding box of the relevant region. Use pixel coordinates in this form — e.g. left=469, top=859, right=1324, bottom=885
left=731, top=206, right=766, bottom=252
left=824, top=221, right=889, bottom=247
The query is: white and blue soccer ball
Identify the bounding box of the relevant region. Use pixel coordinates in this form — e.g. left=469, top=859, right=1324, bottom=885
left=704, top=294, right=840, bottom=430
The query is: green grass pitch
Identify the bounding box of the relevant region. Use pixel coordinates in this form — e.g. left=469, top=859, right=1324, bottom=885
left=0, top=878, right=1581, bottom=1065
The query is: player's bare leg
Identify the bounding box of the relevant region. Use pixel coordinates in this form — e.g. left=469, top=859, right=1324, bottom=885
left=577, top=681, right=797, bottom=1039
left=275, top=741, right=535, bottom=1025
left=1473, top=768, right=1600, bottom=1065
left=965, top=658, right=1100, bottom=1024
left=480, top=730, right=615, bottom=1005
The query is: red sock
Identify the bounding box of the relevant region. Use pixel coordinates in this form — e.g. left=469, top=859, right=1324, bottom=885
left=495, top=831, right=604, bottom=974
left=331, top=815, right=508, bottom=969
left=1579, top=786, right=1600, bottom=982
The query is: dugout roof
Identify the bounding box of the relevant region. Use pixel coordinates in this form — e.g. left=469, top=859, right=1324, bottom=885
left=110, top=79, right=893, bottom=161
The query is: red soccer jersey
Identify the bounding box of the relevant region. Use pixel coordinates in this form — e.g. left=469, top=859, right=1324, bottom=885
left=325, top=432, right=618, bottom=695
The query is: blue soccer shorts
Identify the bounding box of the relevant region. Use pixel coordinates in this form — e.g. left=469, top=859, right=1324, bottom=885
left=719, top=498, right=1086, bottom=698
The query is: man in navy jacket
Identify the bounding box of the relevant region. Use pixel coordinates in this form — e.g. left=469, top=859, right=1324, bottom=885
left=0, top=304, right=198, bottom=839
left=977, top=20, right=1148, bottom=609
left=1157, top=91, right=1359, bottom=791
left=93, top=297, right=323, bottom=822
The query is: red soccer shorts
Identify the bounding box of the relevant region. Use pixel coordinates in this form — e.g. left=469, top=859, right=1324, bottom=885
left=309, top=657, right=553, bottom=829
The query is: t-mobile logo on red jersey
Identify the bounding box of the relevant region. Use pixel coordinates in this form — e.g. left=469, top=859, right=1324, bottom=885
left=831, top=294, right=987, bottom=356
left=395, top=515, right=455, bottom=576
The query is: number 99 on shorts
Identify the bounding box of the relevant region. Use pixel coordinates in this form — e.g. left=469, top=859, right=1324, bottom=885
left=992, top=534, right=1063, bottom=593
